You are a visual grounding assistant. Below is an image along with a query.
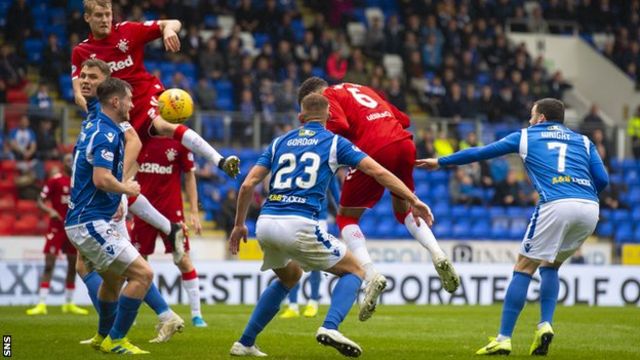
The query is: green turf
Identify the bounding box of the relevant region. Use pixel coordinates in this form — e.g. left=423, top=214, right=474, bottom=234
left=0, top=304, right=638, bottom=359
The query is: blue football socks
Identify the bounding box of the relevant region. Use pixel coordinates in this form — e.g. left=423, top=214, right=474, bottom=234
left=499, top=271, right=532, bottom=337
left=239, top=280, right=290, bottom=347
left=322, top=273, right=362, bottom=330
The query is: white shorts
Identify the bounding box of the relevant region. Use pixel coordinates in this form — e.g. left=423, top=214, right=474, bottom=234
left=256, top=215, right=347, bottom=272
left=521, top=199, right=599, bottom=263
left=65, top=220, right=140, bottom=275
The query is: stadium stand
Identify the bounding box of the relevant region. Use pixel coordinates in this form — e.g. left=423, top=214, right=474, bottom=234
left=0, top=0, right=637, bottom=249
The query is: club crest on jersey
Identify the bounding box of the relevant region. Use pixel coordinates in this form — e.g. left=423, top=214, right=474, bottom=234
left=106, top=132, right=116, bottom=143
left=166, top=148, right=178, bottom=162
left=298, top=129, right=316, bottom=137
left=116, top=39, right=129, bottom=53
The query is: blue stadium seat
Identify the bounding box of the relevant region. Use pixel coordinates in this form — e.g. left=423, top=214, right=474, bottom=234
left=621, top=159, right=637, bottom=171
left=451, top=205, right=468, bottom=218
left=311, top=67, right=326, bottom=78
left=177, top=62, right=196, bottom=79
left=469, top=206, right=487, bottom=219
left=204, top=14, right=218, bottom=29
left=596, top=221, right=613, bottom=238
left=509, top=218, right=529, bottom=240
left=600, top=208, right=612, bottom=221
left=470, top=221, right=491, bottom=239
left=215, top=95, right=235, bottom=111
left=431, top=202, right=449, bottom=218
left=291, top=19, right=305, bottom=41
left=24, top=38, right=44, bottom=64
left=491, top=221, right=510, bottom=240
left=58, top=75, right=74, bottom=101
left=614, top=223, right=633, bottom=244
left=430, top=171, right=449, bottom=184
left=612, top=209, right=631, bottom=224
left=253, top=33, right=270, bottom=49
left=489, top=206, right=506, bottom=218
left=431, top=184, right=448, bottom=200
left=452, top=219, right=472, bottom=238
left=246, top=220, right=256, bottom=237
left=433, top=219, right=452, bottom=238
left=415, top=183, right=430, bottom=198
left=359, top=216, right=377, bottom=235
left=49, top=7, right=66, bottom=25
left=633, top=226, right=640, bottom=243
left=376, top=218, right=396, bottom=238
left=413, top=169, right=429, bottom=182
left=201, top=114, right=225, bottom=141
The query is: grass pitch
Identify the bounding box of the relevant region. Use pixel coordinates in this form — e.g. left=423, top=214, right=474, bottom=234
left=0, top=304, right=638, bottom=359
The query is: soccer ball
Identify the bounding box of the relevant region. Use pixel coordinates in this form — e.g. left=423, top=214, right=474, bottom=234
left=157, top=88, right=194, bottom=123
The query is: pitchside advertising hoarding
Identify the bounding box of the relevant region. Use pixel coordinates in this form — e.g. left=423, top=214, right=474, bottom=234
left=1, top=261, right=638, bottom=307
left=1, top=237, right=636, bottom=306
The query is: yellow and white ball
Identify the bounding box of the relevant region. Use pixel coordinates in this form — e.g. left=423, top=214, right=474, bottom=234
left=157, top=88, right=194, bottom=123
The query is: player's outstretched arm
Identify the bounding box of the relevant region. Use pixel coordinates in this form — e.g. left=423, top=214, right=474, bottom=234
left=93, top=167, right=140, bottom=197
left=229, top=165, right=270, bottom=255
left=356, top=156, right=434, bottom=226
left=417, top=132, right=520, bottom=168
left=158, top=20, right=182, bottom=52
left=71, top=78, right=88, bottom=112
left=184, top=169, right=202, bottom=235
left=588, top=142, right=609, bottom=193
left=37, top=194, right=61, bottom=220
left=122, top=126, right=142, bottom=181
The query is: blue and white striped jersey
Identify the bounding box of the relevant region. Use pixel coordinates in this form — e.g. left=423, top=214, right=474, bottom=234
left=65, top=111, right=125, bottom=226
left=439, top=123, right=609, bottom=203
left=256, top=121, right=365, bottom=220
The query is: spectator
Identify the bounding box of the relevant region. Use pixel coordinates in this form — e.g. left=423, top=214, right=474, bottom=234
left=514, top=81, right=534, bottom=120
left=529, top=70, right=549, bottom=99
left=547, top=71, right=572, bottom=99
left=581, top=104, right=606, bottom=139
left=35, top=118, right=59, bottom=161
left=422, top=34, right=443, bottom=71
left=40, top=34, right=67, bottom=89
left=450, top=167, right=483, bottom=205
left=219, top=189, right=238, bottom=238
left=477, top=85, right=499, bottom=122
left=343, top=58, right=368, bottom=85
left=295, top=31, right=320, bottom=65
left=459, top=131, right=483, bottom=150
left=386, top=78, right=407, bottom=112
left=415, top=129, right=436, bottom=159
left=439, top=83, right=464, bottom=119
left=384, top=15, right=404, bottom=55
left=627, top=105, right=640, bottom=158
left=193, top=78, right=217, bottom=110
left=434, top=131, right=455, bottom=157
left=0, top=44, right=27, bottom=88
left=275, top=79, right=297, bottom=112
left=8, top=115, right=36, bottom=161
left=492, top=170, right=521, bottom=207
left=364, top=17, right=385, bottom=61
left=461, top=83, right=479, bottom=118
left=235, top=0, right=259, bottom=32
left=183, top=24, right=203, bottom=62
left=29, top=83, right=53, bottom=117
left=5, top=0, right=33, bottom=45
left=591, top=128, right=611, bottom=168
left=326, top=50, right=348, bottom=83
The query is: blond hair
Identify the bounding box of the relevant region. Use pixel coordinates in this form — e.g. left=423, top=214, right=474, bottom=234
left=300, top=93, right=329, bottom=122
left=83, top=0, right=111, bottom=14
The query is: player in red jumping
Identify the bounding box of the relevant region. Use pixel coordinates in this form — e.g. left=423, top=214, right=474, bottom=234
left=26, top=154, right=89, bottom=316
left=297, top=78, right=460, bottom=319
left=71, top=0, right=239, bottom=187
left=130, top=137, right=207, bottom=327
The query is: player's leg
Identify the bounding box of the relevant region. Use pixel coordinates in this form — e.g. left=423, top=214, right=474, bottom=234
left=76, top=255, right=101, bottom=314
left=62, top=251, right=89, bottom=315
left=317, top=251, right=365, bottom=357
left=175, top=252, right=207, bottom=327
left=130, top=218, right=185, bottom=343
left=99, top=256, right=153, bottom=355
left=280, top=282, right=301, bottom=318
left=477, top=254, right=539, bottom=356
left=529, top=201, right=598, bottom=356
left=392, top=195, right=460, bottom=293
left=151, top=115, right=240, bottom=177
left=26, top=251, right=56, bottom=315
left=230, top=261, right=302, bottom=357
left=303, top=271, right=321, bottom=318
left=127, top=194, right=186, bottom=252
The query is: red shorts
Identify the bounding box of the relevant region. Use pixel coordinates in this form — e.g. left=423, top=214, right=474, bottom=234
left=43, top=225, right=77, bottom=255
left=340, top=138, right=416, bottom=209
left=129, top=209, right=190, bottom=256
left=130, top=90, right=161, bottom=144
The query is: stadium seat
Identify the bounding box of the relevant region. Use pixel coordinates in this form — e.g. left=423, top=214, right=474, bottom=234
left=382, top=54, right=403, bottom=78
left=600, top=208, right=612, bottom=220
left=433, top=219, right=452, bottom=238
left=430, top=171, right=449, bottom=184
left=253, top=33, right=270, bottom=49
left=611, top=209, right=631, bottom=224
left=451, top=205, right=468, bottom=218
left=452, top=219, right=471, bottom=238
left=596, top=221, right=613, bottom=238
left=0, top=214, right=15, bottom=235
left=490, top=219, right=510, bottom=240
left=431, top=202, right=449, bottom=218
left=346, top=22, right=366, bottom=47
left=470, top=221, right=491, bottom=240
left=415, top=183, right=429, bottom=198
left=24, top=38, right=44, bottom=64
left=364, top=7, right=385, bottom=26
left=59, top=75, right=74, bottom=101
left=16, top=200, right=38, bottom=213
left=469, top=206, right=488, bottom=220
left=614, top=223, right=633, bottom=244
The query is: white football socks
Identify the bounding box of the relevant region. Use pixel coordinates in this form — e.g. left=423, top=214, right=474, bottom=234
left=182, top=277, right=202, bottom=318
left=64, top=287, right=74, bottom=303
left=180, top=128, right=223, bottom=166
left=39, top=286, right=49, bottom=303
left=404, top=213, right=446, bottom=261
left=129, top=194, right=171, bottom=235
left=341, top=224, right=377, bottom=281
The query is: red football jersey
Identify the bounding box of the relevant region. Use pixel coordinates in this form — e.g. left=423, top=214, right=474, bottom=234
left=71, top=21, right=164, bottom=100
left=323, top=83, right=412, bottom=155
left=40, top=173, right=71, bottom=227
left=136, top=137, right=195, bottom=213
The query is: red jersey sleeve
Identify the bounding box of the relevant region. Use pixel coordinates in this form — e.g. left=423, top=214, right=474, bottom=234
left=179, top=145, right=196, bottom=173
left=388, top=102, right=411, bottom=129
left=71, top=46, right=84, bottom=80
left=40, top=179, right=52, bottom=200
left=324, top=89, right=351, bottom=137
left=119, top=21, right=162, bottom=47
